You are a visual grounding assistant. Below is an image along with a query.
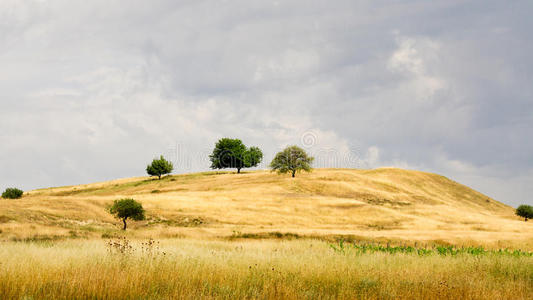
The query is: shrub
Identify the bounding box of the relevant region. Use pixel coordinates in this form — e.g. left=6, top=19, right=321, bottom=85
left=2, top=188, right=23, bottom=199
left=516, top=205, right=533, bottom=222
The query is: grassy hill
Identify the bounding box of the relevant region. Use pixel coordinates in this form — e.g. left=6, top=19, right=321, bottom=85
left=1, top=168, right=531, bottom=247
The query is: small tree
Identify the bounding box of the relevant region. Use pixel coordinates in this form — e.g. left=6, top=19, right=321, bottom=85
left=2, top=188, right=23, bottom=199
left=146, top=155, right=173, bottom=179
left=108, top=198, right=145, bottom=230
left=516, top=205, right=533, bottom=222
left=209, top=138, right=263, bottom=173
left=270, top=145, right=314, bottom=178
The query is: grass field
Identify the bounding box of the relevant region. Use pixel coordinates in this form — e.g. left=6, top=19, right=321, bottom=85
left=1, top=168, right=532, bottom=298
left=0, top=238, right=531, bottom=299
left=1, top=168, right=532, bottom=246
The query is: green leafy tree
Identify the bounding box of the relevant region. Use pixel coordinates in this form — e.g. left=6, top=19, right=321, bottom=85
left=209, top=138, right=263, bottom=173
left=516, top=205, right=533, bottom=222
left=244, top=146, right=263, bottom=168
left=108, top=198, right=145, bottom=230
left=146, top=155, right=173, bottom=179
left=1, top=188, right=23, bottom=199
left=270, top=145, right=314, bottom=178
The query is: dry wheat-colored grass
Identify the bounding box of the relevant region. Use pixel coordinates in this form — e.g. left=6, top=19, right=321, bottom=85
left=1, top=168, right=532, bottom=247
left=0, top=238, right=531, bottom=299
left=1, top=168, right=532, bottom=299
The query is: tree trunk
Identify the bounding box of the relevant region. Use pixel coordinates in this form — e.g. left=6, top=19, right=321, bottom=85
left=292, top=170, right=296, bottom=178
left=158, top=174, right=162, bottom=180
left=122, top=218, right=127, bottom=230
left=237, top=168, right=241, bottom=174
left=526, top=217, right=528, bottom=222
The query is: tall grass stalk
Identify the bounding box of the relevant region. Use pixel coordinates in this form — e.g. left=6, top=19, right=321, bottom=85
left=0, top=239, right=531, bottom=299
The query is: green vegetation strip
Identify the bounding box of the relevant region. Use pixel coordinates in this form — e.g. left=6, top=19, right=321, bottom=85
left=330, top=240, right=533, bottom=257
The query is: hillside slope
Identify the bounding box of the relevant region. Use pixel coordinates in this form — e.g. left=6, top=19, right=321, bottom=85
left=1, top=168, right=531, bottom=246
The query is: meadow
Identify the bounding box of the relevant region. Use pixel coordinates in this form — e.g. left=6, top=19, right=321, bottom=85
left=1, top=168, right=532, bottom=299
left=2, top=169, right=532, bottom=246
left=0, top=238, right=531, bottom=299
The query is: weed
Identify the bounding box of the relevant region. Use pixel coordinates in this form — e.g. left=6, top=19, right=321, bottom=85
left=140, top=238, right=166, bottom=257
left=329, top=238, right=346, bottom=254
left=106, top=236, right=134, bottom=255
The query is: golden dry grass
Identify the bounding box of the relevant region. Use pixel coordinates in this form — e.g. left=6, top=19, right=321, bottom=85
left=0, top=238, right=531, bottom=299
left=1, top=168, right=532, bottom=299
left=1, top=168, right=531, bottom=247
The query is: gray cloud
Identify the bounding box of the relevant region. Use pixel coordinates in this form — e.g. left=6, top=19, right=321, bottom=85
left=1, top=0, right=532, bottom=206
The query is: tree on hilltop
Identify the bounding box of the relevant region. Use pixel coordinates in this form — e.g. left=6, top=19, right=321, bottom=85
left=270, top=145, right=314, bottom=178
left=146, top=155, right=173, bottom=180
left=244, top=146, right=263, bottom=169
left=209, top=138, right=263, bottom=173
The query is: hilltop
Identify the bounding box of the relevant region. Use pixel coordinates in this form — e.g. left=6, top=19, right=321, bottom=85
left=1, top=168, right=531, bottom=247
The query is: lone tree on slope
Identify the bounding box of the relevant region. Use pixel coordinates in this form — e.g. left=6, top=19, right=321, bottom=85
left=108, top=198, right=145, bottom=230
left=209, top=138, right=263, bottom=173
left=516, top=205, right=533, bottom=222
left=270, top=145, right=314, bottom=178
left=146, top=155, right=174, bottom=179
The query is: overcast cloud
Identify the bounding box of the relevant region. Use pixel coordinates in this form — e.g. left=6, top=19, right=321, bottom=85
left=1, top=0, right=532, bottom=206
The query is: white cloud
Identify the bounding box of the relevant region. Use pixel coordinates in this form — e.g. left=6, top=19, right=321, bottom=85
left=0, top=0, right=532, bottom=207
left=388, top=37, right=446, bottom=100
left=253, top=48, right=320, bottom=82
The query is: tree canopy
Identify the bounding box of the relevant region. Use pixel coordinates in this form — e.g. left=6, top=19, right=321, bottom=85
left=1, top=188, right=23, bottom=199
left=108, top=198, right=145, bottom=230
left=516, top=205, right=533, bottom=222
left=270, top=145, right=314, bottom=178
left=209, top=138, right=263, bottom=173
left=146, top=155, right=173, bottom=179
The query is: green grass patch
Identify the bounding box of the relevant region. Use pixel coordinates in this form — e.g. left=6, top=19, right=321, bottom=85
left=229, top=231, right=302, bottom=240
left=329, top=240, right=533, bottom=257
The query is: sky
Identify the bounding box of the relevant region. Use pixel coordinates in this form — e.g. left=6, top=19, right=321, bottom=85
left=1, top=0, right=532, bottom=207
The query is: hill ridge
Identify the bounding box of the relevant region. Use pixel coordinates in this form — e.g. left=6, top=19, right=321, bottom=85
left=2, top=168, right=530, bottom=246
